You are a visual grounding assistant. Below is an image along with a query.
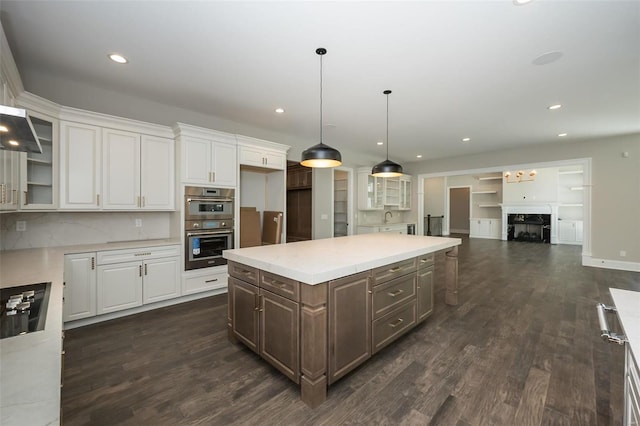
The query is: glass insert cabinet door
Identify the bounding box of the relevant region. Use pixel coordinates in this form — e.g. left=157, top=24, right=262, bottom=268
left=367, top=174, right=384, bottom=210
left=20, top=110, right=58, bottom=209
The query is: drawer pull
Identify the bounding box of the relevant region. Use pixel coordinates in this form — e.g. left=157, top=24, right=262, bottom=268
left=387, top=289, right=404, bottom=297
left=205, top=278, right=219, bottom=283
left=420, top=258, right=431, bottom=263
left=389, top=318, right=404, bottom=328
left=389, top=266, right=401, bottom=273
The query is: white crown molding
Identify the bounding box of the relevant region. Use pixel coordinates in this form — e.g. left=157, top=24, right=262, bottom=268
left=16, top=91, right=61, bottom=117
left=0, top=22, right=25, bottom=98
left=59, top=105, right=174, bottom=139
left=172, top=122, right=237, bottom=145
left=236, top=134, right=291, bottom=152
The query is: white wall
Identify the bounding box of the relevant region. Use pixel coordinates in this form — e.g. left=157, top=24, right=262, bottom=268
left=502, top=167, right=558, bottom=203
left=407, top=133, right=640, bottom=265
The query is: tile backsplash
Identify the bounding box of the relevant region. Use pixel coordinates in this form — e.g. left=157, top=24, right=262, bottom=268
left=0, top=212, right=172, bottom=250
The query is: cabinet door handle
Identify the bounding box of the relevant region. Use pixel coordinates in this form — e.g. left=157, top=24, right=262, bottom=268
left=387, top=289, right=404, bottom=297
left=139, top=265, right=142, bottom=277
left=12, top=189, right=17, bottom=205
left=254, top=293, right=260, bottom=311
left=389, top=318, right=404, bottom=328
left=144, top=264, right=148, bottom=275
left=97, top=194, right=100, bottom=206
left=137, top=196, right=140, bottom=207
left=205, top=278, right=218, bottom=283
left=23, top=191, right=28, bottom=205
left=91, top=257, right=95, bottom=270
left=142, top=196, right=145, bottom=207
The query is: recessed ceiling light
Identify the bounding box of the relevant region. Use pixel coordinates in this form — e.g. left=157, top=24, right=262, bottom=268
left=377, top=141, right=384, bottom=146
left=8, top=140, right=19, bottom=146
left=275, top=108, right=285, bottom=114
left=416, top=155, right=422, bottom=158
left=532, top=51, right=563, bottom=66
left=462, top=137, right=471, bottom=142
left=513, top=0, right=534, bottom=5
left=558, top=133, right=568, bottom=137
left=548, top=104, right=562, bottom=110
left=108, top=53, right=128, bottom=64
left=0, top=125, right=8, bottom=132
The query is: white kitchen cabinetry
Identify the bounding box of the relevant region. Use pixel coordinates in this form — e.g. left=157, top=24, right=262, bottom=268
left=0, top=149, right=20, bottom=211
left=238, top=143, right=286, bottom=170
left=182, top=266, right=228, bottom=296
left=102, top=129, right=175, bottom=210
left=59, top=121, right=102, bottom=209
left=19, top=111, right=58, bottom=209
left=357, top=167, right=384, bottom=210
left=179, top=128, right=237, bottom=187
left=384, top=177, right=400, bottom=207
left=625, top=345, right=639, bottom=426
left=63, top=252, right=97, bottom=322
left=399, top=175, right=412, bottom=210
left=96, top=245, right=180, bottom=314
left=357, top=224, right=407, bottom=235
left=557, top=220, right=583, bottom=244
left=469, top=218, right=502, bottom=239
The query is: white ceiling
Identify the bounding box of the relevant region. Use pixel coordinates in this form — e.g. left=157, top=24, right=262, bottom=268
left=1, top=1, right=638, bottom=165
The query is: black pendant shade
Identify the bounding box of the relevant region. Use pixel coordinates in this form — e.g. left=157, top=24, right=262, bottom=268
left=372, top=90, right=403, bottom=177
left=300, top=47, right=342, bottom=168
left=301, top=142, right=342, bottom=168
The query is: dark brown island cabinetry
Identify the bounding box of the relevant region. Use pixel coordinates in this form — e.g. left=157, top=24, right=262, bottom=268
left=227, top=248, right=445, bottom=408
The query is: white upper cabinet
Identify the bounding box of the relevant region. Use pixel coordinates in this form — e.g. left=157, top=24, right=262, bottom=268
left=357, top=167, right=384, bottom=210
left=399, top=175, right=412, bottom=210
left=177, top=124, right=238, bottom=187
left=102, top=130, right=174, bottom=210
left=102, top=128, right=140, bottom=210
left=59, top=121, right=102, bottom=209
left=236, top=135, right=288, bottom=171
left=19, top=111, right=58, bottom=210
left=0, top=150, right=20, bottom=211
left=140, top=135, right=175, bottom=210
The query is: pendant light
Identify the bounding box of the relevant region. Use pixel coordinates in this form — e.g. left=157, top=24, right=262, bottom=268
left=371, top=90, right=403, bottom=177
left=300, top=48, right=342, bottom=168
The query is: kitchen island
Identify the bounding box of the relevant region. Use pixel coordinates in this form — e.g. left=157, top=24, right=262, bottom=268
left=223, top=233, right=461, bottom=407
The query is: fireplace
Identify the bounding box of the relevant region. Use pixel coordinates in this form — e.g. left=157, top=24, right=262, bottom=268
left=508, top=214, right=551, bottom=243
left=500, top=203, right=559, bottom=244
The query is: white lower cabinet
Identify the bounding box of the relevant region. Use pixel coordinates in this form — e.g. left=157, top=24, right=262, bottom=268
left=469, top=218, right=502, bottom=239
left=97, top=260, right=143, bottom=314
left=557, top=220, right=583, bottom=244
left=63, top=252, right=97, bottom=322
left=357, top=224, right=407, bottom=235
left=182, top=266, right=228, bottom=295
left=63, top=245, right=181, bottom=322
left=625, top=345, right=640, bottom=426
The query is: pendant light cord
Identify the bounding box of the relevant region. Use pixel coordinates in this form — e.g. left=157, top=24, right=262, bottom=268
left=386, top=92, right=390, bottom=160
left=319, top=52, right=323, bottom=145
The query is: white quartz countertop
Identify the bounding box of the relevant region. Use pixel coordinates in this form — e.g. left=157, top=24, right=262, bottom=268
left=610, top=288, right=640, bottom=360
left=0, top=238, right=180, bottom=426
left=224, top=234, right=461, bottom=284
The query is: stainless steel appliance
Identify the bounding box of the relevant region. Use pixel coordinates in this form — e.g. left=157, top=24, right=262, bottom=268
left=184, top=187, right=235, bottom=270
left=1, top=282, right=50, bottom=339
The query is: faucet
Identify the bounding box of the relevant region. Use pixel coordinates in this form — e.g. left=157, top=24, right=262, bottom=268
left=384, top=211, right=393, bottom=224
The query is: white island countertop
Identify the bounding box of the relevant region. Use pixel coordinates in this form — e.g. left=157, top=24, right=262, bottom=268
left=0, top=238, right=180, bottom=426
left=610, top=288, right=640, bottom=360
left=224, top=234, right=461, bottom=284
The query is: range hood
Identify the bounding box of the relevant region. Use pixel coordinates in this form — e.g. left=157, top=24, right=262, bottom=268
left=0, top=105, right=42, bottom=153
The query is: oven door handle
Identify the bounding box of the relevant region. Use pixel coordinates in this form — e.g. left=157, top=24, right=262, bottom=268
left=187, top=231, right=233, bottom=237
left=186, top=197, right=234, bottom=203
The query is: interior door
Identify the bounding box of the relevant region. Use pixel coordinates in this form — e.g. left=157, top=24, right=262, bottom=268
left=333, top=168, right=350, bottom=237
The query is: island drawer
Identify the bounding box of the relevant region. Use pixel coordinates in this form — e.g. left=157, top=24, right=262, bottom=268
left=260, top=271, right=299, bottom=302
left=372, top=300, right=416, bottom=354
left=372, top=273, right=416, bottom=320
left=228, top=261, right=259, bottom=286
left=372, top=258, right=416, bottom=285
left=416, top=253, right=435, bottom=269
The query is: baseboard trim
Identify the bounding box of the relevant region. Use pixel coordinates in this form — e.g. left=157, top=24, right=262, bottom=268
left=450, top=228, right=469, bottom=234
left=582, top=255, right=640, bottom=272
left=64, top=287, right=228, bottom=330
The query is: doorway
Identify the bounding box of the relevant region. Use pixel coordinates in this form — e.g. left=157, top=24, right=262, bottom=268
left=333, top=169, right=349, bottom=237
left=448, top=187, right=470, bottom=234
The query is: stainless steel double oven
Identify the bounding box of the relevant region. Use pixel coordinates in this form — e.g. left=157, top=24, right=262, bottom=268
left=184, top=186, right=234, bottom=270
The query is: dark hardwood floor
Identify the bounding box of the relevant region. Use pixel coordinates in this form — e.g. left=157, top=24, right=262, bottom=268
left=62, top=236, right=640, bottom=425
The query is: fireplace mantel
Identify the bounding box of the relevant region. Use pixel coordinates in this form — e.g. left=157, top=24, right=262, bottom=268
left=500, top=203, right=559, bottom=243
